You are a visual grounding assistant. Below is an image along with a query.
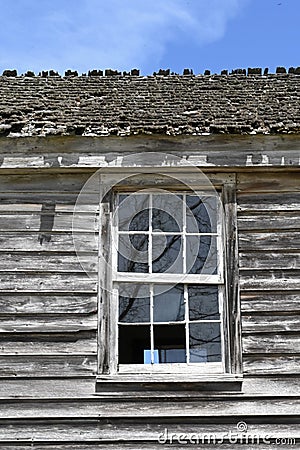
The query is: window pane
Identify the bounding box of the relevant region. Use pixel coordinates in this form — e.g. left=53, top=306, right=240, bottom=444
left=152, top=235, right=182, bottom=273
left=119, top=290, right=150, bottom=323
left=153, top=285, right=184, bottom=322
left=186, top=195, right=217, bottom=233
left=129, top=210, right=149, bottom=232
left=118, top=234, right=148, bottom=273
left=186, top=235, right=217, bottom=275
left=152, top=194, right=183, bottom=232
left=189, top=323, right=221, bottom=363
left=154, top=324, right=186, bottom=363
left=119, top=325, right=150, bottom=364
left=118, top=194, right=149, bottom=231
left=188, top=286, right=220, bottom=321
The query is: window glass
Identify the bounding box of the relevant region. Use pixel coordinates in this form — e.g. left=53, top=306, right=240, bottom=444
left=152, top=235, right=182, bottom=273
left=154, top=324, right=186, bottom=363
left=186, top=195, right=217, bottom=233
left=117, top=193, right=219, bottom=276
left=186, top=235, right=218, bottom=275
left=129, top=209, right=149, bottom=232
left=153, top=285, right=184, bottom=322
left=119, top=297, right=150, bottom=323
left=189, top=322, right=222, bottom=363
left=119, top=325, right=150, bottom=364
left=152, top=194, right=183, bottom=232
left=117, top=283, right=222, bottom=365
left=188, top=285, right=220, bottom=321
left=118, top=194, right=149, bottom=231
left=118, top=234, right=148, bottom=273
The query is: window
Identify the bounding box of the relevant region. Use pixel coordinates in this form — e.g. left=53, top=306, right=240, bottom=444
left=115, top=191, right=224, bottom=373
left=96, top=170, right=242, bottom=388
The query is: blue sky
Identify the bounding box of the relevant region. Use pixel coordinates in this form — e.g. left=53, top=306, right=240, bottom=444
left=0, top=0, right=298, bottom=75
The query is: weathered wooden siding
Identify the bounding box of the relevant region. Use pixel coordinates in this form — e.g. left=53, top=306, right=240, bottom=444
left=0, top=173, right=98, bottom=379
left=237, top=172, right=300, bottom=378
left=0, top=168, right=299, bottom=448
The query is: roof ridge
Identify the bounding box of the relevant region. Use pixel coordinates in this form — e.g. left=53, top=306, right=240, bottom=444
left=1, top=66, right=300, bottom=78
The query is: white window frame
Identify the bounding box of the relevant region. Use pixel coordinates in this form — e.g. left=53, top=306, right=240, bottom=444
left=96, top=170, right=242, bottom=389
left=113, top=189, right=225, bottom=374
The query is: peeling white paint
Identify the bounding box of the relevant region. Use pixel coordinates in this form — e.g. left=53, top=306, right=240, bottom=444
left=109, top=156, right=124, bottom=167
left=78, top=156, right=107, bottom=166
left=187, top=155, right=209, bottom=165
left=246, top=155, right=253, bottom=166
left=1, top=156, right=44, bottom=168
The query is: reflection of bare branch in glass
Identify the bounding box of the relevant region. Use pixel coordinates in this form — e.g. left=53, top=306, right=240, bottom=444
left=189, top=310, right=219, bottom=320
left=119, top=298, right=134, bottom=321
left=186, top=196, right=217, bottom=233
left=189, top=333, right=221, bottom=345
left=187, top=236, right=218, bottom=275
left=119, top=297, right=149, bottom=322
left=152, top=208, right=180, bottom=232
left=129, top=209, right=149, bottom=231
left=119, top=284, right=150, bottom=322
left=189, top=322, right=221, bottom=361
left=118, top=234, right=148, bottom=273
left=129, top=234, right=148, bottom=270
left=188, top=286, right=220, bottom=320
left=154, top=285, right=184, bottom=322
left=152, top=194, right=183, bottom=232
left=118, top=194, right=149, bottom=231
left=152, top=235, right=182, bottom=273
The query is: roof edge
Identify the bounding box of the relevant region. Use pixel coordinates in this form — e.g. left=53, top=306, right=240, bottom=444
left=1, top=66, right=300, bottom=78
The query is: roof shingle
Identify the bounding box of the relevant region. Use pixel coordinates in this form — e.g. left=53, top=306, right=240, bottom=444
left=0, top=72, right=299, bottom=137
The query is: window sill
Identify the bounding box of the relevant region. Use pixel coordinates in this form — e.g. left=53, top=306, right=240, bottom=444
left=96, top=373, right=243, bottom=394
left=118, top=362, right=224, bottom=374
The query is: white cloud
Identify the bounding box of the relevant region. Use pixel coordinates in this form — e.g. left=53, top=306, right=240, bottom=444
left=0, top=0, right=249, bottom=73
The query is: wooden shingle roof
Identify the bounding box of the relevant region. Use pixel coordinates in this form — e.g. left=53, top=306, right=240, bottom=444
left=0, top=69, right=299, bottom=137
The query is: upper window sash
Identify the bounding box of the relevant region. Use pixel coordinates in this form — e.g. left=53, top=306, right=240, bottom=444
left=112, top=190, right=224, bottom=282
